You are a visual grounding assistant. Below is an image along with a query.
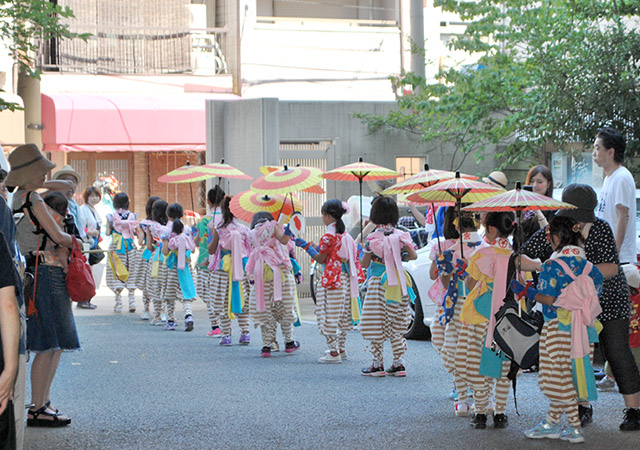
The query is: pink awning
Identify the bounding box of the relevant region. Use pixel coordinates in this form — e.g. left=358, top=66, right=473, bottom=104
left=41, top=93, right=238, bottom=152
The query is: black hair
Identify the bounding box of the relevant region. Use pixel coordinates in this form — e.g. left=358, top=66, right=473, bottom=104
left=485, top=211, right=515, bottom=237
left=513, top=216, right=541, bottom=252
left=370, top=196, right=399, bottom=226
left=207, top=185, right=225, bottom=207
left=251, top=211, right=273, bottom=229
left=82, top=186, right=102, bottom=204
left=442, top=206, right=459, bottom=240
left=166, top=203, right=184, bottom=221
left=0, top=168, right=7, bottom=183
left=152, top=199, right=169, bottom=226
left=145, top=196, right=161, bottom=221
left=548, top=215, right=582, bottom=249
left=43, top=191, right=68, bottom=216
left=596, top=127, right=625, bottom=163
left=172, top=218, right=184, bottom=235
left=112, top=192, right=130, bottom=210
left=218, top=196, right=234, bottom=229
left=321, top=199, right=347, bottom=234
left=458, top=207, right=477, bottom=232
left=525, top=165, right=554, bottom=198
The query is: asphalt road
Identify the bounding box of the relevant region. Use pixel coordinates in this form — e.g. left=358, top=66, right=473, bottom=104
left=22, top=287, right=640, bottom=449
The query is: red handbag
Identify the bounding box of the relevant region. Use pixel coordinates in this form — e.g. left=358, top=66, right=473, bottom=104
left=66, top=240, right=97, bottom=302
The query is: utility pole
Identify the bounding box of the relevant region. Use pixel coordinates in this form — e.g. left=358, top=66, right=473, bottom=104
left=410, top=0, right=425, bottom=78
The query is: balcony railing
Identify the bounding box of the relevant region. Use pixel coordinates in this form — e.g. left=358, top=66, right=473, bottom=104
left=37, top=26, right=229, bottom=75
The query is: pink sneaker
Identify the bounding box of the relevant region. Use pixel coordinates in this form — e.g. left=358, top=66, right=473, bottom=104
left=207, top=327, right=222, bottom=337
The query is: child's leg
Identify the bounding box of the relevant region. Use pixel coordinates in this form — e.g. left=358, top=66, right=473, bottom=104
left=274, top=273, right=297, bottom=343
left=430, top=306, right=446, bottom=356
left=369, top=342, right=384, bottom=366
left=316, top=283, right=344, bottom=352
left=463, top=324, right=488, bottom=409
left=359, top=275, right=386, bottom=367
left=236, top=280, right=252, bottom=334
left=387, top=294, right=411, bottom=367
left=212, top=270, right=232, bottom=336
left=336, top=275, right=353, bottom=352
left=164, top=271, right=178, bottom=323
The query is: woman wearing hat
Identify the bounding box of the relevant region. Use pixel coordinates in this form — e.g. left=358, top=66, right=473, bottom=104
left=6, top=144, right=80, bottom=428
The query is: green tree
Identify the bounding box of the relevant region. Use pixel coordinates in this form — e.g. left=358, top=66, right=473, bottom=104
left=357, top=0, right=640, bottom=170
left=1, top=0, right=88, bottom=111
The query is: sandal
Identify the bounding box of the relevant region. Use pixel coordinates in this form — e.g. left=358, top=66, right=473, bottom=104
left=27, top=405, right=71, bottom=427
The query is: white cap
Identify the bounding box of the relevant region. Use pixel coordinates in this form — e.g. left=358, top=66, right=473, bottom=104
left=622, top=264, right=640, bottom=289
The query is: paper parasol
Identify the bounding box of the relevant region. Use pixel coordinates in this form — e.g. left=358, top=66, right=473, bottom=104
left=230, top=190, right=303, bottom=223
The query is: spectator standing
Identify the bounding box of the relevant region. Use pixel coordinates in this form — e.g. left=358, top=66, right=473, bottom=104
left=593, top=127, right=637, bottom=264
left=0, top=231, right=20, bottom=449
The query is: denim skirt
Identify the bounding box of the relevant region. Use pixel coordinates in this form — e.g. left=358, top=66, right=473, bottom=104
left=27, top=265, right=81, bottom=353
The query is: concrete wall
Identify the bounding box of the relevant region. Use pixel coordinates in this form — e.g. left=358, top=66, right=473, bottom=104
left=206, top=98, right=519, bottom=201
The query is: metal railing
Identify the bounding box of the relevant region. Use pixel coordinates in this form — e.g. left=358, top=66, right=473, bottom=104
left=37, top=26, right=229, bottom=75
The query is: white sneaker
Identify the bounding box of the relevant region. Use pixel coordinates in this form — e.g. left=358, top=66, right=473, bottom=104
left=271, top=341, right=280, bottom=352
left=325, top=349, right=348, bottom=360
left=113, top=305, right=122, bottom=313
left=318, top=352, right=342, bottom=364
left=140, top=311, right=151, bottom=320
left=454, top=401, right=470, bottom=417
left=160, top=313, right=168, bottom=322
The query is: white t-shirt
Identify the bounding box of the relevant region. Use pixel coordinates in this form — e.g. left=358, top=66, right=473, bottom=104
left=596, top=166, right=637, bottom=263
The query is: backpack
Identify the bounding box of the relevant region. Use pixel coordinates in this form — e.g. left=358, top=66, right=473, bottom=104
left=492, top=298, right=544, bottom=371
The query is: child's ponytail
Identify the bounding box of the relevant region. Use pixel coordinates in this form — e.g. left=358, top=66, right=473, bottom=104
left=321, top=199, right=347, bottom=234
left=218, top=196, right=234, bottom=228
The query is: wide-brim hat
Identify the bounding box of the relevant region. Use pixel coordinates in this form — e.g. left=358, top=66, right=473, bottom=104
left=52, top=164, right=81, bottom=183
left=482, top=171, right=508, bottom=189
left=556, top=183, right=597, bottom=223
left=5, top=143, right=56, bottom=189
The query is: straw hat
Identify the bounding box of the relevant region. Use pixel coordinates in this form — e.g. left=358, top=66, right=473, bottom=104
left=482, top=171, right=508, bottom=189
left=5, top=143, right=56, bottom=189
left=52, top=164, right=81, bottom=183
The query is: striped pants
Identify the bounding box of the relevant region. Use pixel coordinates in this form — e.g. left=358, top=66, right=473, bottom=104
left=251, top=271, right=297, bottom=346
left=211, top=270, right=250, bottom=336
left=146, top=260, right=167, bottom=318
left=456, top=322, right=510, bottom=414
left=106, top=246, right=137, bottom=294
left=359, top=275, right=411, bottom=365
left=315, top=272, right=352, bottom=352
left=163, top=266, right=195, bottom=322
left=538, top=319, right=580, bottom=427
left=441, top=301, right=470, bottom=403
left=430, top=305, right=446, bottom=356
left=135, top=253, right=151, bottom=311
left=196, top=269, right=219, bottom=328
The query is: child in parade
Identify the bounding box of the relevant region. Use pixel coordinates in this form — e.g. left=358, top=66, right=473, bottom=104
left=146, top=199, right=169, bottom=325
left=194, top=187, right=225, bottom=337
left=519, top=215, right=603, bottom=444
left=246, top=212, right=299, bottom=357
left=428, top=207, right=473, bottom=402
left=208, top=196, right=252, bottom=345
left=458, top=212, right=513, bottom=429
left=135, top=196, right=160, bottom=320
left=295, top=199, right=364, bottom=363
left=434, top=210, right=485, bottom=415
left=105, top=192, right=138, bottom=313
left=161, top=203, right=196, bottom=331
left=359, top=196, right=417, bottom=376
left=162, top=209, right=198, bottom=332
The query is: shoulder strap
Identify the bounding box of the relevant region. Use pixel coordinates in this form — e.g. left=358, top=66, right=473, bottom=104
left=15, top=192, right=49, bottom=251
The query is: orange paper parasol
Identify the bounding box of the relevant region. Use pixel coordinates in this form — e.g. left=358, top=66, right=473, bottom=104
left=408, top=172, right=503, bottom=258
left=259, top=165, right=325, bottom=193
left=322, top=157, right=401, bottom=239
left=230, top=190, right=303, bottom=223
left=200, top=159, right=252, bottom=180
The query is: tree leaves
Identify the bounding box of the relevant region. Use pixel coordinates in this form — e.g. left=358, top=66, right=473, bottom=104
left=358, top=0, right=640, bottom=169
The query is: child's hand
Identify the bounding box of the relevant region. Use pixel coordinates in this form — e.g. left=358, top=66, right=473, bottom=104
left=294, top=237, right=308, bottom=248
left=455, top=258, right=468, bottom=279
left=510, top=280, right=537, bottom=301
left=436, top=250, right=454, bottom=276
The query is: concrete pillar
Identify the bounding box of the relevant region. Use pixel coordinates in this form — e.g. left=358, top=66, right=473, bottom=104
left=17, top=72, right=42, bottom=147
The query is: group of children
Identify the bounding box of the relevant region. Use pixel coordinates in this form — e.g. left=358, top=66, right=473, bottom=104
left=97, top=189, right=417, bottom=372
left=426, top=204, right=640, bottom=444
left=92, top=185, right=631, bottom=444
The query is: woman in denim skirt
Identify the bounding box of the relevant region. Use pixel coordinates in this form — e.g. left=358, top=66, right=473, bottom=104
left=6, top=144, right=81, bottom=428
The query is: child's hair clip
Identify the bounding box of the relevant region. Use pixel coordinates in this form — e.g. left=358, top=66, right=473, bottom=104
left=571, top=223, right=581, bottom=233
